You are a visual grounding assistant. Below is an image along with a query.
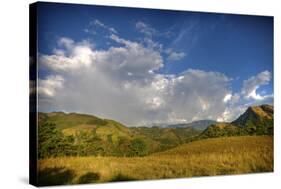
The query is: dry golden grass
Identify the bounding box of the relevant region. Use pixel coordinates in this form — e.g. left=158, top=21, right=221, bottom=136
left=38, top=136, right=273, bottom=186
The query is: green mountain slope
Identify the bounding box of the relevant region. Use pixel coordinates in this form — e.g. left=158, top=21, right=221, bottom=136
left=39, top=112, right=133, bottom=144
left=199, top=123, right=244, bottom=139
left=38, top=112, right=201, bottom=158
left=130, top=126, right=201, bottom=150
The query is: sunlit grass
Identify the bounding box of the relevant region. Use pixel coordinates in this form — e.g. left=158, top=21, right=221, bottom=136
left=38, top=136, right=273, bottom=186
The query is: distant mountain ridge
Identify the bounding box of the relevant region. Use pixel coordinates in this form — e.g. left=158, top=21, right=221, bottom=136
left=164, top=120, right=218, bottom=130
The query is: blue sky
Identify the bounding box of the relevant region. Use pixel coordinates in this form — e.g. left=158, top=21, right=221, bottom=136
left=37, top=2, right=273, bottom=125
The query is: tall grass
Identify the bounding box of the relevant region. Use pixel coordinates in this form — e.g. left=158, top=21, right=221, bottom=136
left=38, top=136, right=273, bottom=186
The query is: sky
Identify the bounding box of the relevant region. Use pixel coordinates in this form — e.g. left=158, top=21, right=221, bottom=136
left=36, top=2, right=273, bottom=126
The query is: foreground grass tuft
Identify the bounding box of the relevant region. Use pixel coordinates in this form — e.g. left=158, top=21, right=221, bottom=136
left=78, top=172, right=100, bottom=184
left=109, top=173, right=137, bottom=182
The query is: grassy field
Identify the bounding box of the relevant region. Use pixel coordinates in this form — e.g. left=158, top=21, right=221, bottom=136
left=38, top=135, right=273, bottom=186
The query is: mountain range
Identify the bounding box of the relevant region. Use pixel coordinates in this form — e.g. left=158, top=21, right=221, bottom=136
left=38, top=104, right=273, bottom=158
left=164, top=120, right=218, bottom=130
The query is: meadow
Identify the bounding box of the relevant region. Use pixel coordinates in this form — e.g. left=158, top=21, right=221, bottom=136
left=38, top=135, right=273, bottom=186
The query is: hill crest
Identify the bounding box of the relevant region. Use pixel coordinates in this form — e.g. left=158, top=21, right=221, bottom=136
left=232, top=104, right=273, bottom=127
left=200, top=104, right=273, bottom=138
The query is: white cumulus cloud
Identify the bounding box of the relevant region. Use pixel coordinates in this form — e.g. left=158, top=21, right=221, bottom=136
left=241, top=70, right=272, bottom=100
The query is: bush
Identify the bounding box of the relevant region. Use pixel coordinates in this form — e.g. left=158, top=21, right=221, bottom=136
left=131, top=138, right=148, bottom=156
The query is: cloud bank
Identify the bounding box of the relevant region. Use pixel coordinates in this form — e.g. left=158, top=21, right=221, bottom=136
left=38, top=22, right=273, bottom=126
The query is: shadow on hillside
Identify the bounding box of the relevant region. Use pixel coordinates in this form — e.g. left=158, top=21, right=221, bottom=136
left=109, top=173, right=137, bottom=182
left=38, top=167, right=75, bottom=186
left=78, top=172, right=100, bottom=184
